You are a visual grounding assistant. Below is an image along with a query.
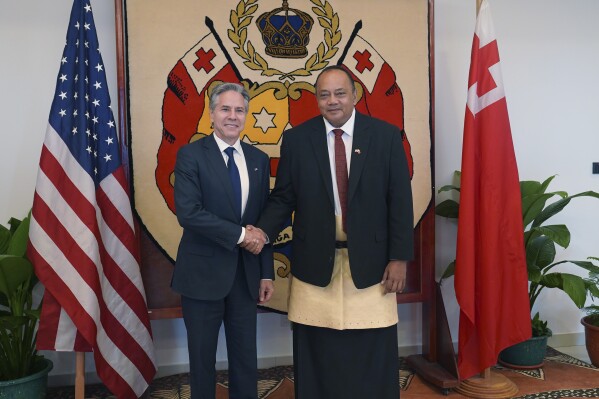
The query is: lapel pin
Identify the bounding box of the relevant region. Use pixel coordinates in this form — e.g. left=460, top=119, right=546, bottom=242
left=354, top=149, right=361, bottom=154
left=254, top=167, right=259, bottom=171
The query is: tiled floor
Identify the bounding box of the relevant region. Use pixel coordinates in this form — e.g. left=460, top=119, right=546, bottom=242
left=555, top=345, right=591, bottom=364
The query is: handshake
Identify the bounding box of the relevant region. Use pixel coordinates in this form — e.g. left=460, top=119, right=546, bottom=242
left=241, top=225, right=268, bottom=255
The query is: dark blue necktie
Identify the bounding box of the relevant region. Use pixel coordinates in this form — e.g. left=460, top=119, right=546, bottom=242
left=224, top=147, right=242, bottom=219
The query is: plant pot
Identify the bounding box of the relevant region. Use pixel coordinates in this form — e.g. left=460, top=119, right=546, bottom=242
left=0, top=358, right=53, bottom=399
left=581, top=316, right=599, bottom=367
left=498, top=335, right=548, bottom=369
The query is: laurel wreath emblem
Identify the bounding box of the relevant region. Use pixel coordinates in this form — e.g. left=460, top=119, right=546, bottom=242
left=228, top=0, right=342, bottom=81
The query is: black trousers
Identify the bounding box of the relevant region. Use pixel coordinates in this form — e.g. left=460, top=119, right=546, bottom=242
left=181, top=258, right=257, bottom=399
left=293, top=323, right=399, bottom=399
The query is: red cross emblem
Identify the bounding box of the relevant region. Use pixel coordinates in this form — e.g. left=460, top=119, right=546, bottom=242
left=353, top=50, right=375, bottom=73
left=193, top=48, right=216, bottom=73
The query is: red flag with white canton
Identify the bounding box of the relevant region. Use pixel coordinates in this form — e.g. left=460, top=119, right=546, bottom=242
left=27, top=0, right=156, bottom=397
left=454, top=0, right=531, bottom=380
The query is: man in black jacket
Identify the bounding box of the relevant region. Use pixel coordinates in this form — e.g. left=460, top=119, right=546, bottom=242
left=255, top=66, right=414, bottom=398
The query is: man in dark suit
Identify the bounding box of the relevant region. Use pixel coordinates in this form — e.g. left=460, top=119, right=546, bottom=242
left=172, top=82, right=274, bottom=399
left=255, top=66, right=414, bottom=398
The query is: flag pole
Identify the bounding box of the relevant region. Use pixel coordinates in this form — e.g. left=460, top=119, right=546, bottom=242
left=75, top=352, right=85, bottom=399
left=476, top=0, right=491, bottom=384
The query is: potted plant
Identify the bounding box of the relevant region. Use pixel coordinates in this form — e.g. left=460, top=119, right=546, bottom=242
left=581, top=269, right=599, bottom=367
left=437, top=172, right=599, bottom=367
left=0, top=213, right=53, bottom=397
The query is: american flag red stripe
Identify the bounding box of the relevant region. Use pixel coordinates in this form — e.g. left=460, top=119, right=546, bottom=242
left=28, top=1, right=156, bottom=397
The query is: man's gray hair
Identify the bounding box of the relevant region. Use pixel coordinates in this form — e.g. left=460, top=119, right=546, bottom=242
left=209, top=82, right=250, bottom=112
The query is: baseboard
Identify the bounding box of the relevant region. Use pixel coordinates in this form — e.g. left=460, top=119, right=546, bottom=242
left=48, top=335, right=582, bottom=388
left=48, top=344, right=423, bottom=387
left=548, top=331, right=585, bottom=347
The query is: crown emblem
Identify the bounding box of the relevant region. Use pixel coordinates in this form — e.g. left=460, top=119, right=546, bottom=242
left=256, top=0, right=314, bottom=59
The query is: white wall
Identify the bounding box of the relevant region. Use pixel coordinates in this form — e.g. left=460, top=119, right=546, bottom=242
left=1, top=0, right=598, bottom=384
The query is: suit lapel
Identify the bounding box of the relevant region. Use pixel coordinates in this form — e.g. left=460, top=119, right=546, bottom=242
left=348, top=113, right=371, bottom=205
left=308, top=121, right=335, bottom=209
left=203, top=134, right=239, bottom=220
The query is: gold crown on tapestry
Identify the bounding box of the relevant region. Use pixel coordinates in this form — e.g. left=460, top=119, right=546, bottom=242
left=256, top=0, right=314, bottom=59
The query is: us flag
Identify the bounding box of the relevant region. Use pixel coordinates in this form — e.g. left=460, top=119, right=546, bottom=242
left=27, top=1, right=156, bottom=397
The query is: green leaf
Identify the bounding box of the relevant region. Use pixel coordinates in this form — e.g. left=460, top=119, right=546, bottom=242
left=586, top=281, right=599, bottom=299
left=439, top=260, right=455, bottom=283
left=7, top=218, right=21, bottom=235
left=521, top=193, right=557, bottom=228
left=0, top=292, right=8, bottom=308
left=539, top=175, right=558, bottom=194
left=0, top=225, right=10, bottom=254
left=0, top=256, right=33, bottom=300
left=532, top=224, right=570, bottom=248
left=520, top=175, right=557, bottom=198
left=560, top=273, right=588, bottom=308
left=538, top=272, right=589, bottom=308
left=539, top=272, right=562, bottom=288
left=526, top=236, right=556, bottom=270
left=531, top=312, right=552, bottom=337
left=528, top=264, right=541, bottom=283
left=6, top=214, right=30, bottom=257
left=532, top=191, right=599, bottom=228
left=435, top=199, right=459, bottom=218
left=568, top=260, right=599, bottom=274
left=520, top=180, right=544, bottom=198
left=437, top=184, right=460, bottom=194
left=0, top=315, right=29, bottom=331
left=532, top=197, right=572, bottom=228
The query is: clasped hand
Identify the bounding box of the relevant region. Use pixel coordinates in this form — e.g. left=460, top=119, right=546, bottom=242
left=241, top=225, right=267, bottom=254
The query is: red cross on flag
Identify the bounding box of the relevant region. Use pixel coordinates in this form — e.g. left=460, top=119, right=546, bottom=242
left=181, top=33, right=230, bottom=92
left=454, top=0, right=531, bottom=380
left=343, top=35, right=384, bottom=93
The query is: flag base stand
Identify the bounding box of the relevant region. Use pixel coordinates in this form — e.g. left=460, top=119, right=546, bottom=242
left=454, top=369, right=518, bottom=398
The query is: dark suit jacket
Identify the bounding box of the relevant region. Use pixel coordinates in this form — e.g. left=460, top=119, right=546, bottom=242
left=172, top=134, right=274, bottom=301
left=258, top=112, right=413, bottom=289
